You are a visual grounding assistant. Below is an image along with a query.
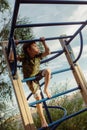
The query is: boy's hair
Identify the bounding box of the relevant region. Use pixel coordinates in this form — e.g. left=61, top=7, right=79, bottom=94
left=23, top=41, right=35, bottom=52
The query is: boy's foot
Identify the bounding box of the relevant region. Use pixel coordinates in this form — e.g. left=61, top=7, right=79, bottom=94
left=41, top=121, right=48, bottom=128
left=44, top=89, right=51, bottom=98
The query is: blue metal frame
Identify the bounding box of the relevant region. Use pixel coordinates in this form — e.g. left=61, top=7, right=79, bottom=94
left=67, top=20, right=87, bottom=45
left=15, top=21, right=86, bottom=28
left=73, top=32, right=83, bottom=63
left=38, top=108, right=87, bottom=130
left=7, top=0, right=20, bottom=75
left=9, top=1, right=20, bottom=38
left=8, top=0, right=87, bottom=75
left=40, top=91, right=53, bottom=123
left=29, top=87, right=79, bottom=106
left=17, top=49, right=64, bottom=68
left=18, top=35, right=72, bottom=43
left=22, top=67, right=71, bottom=82
left=20, top=0, right=87, bottom=5
left=8, top=0, right=87, bottom=129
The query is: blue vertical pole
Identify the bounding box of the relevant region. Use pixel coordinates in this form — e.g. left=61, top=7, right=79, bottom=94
left=7, top=0, right=20, bottom=75
left=9, top=0, right=20, bottom=38
left=40, top=91, right=52, bottom=123
left=67, top=20, right=87, bottom=45
left=20, top=0, right=87, bottom=5
left=8, top=0, right=20, bottom=53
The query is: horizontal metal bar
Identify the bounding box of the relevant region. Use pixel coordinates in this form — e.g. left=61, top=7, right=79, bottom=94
left=17, top=50, right=64, bottom=69
left=15, top=21, right=85, bottom=28
left=20, top=0, right=87, bottom=5
left=29, top=87, right=80, bottom=106
left=41, top=50, right=64, bottom=64
left=38, top=108, right=87, bottom=130
left=9, top=1, right=20, bottom=38
left=52, top=67, right=71, bottom=75
left=22, top=67, right=71, bottom=82
left=47, top=106, right=67, bottom=117
left=67, top=20, right=87, bottom=44
left=18, top=35, right=72, bottom=44
left=51, top=50, right=63, bottom=54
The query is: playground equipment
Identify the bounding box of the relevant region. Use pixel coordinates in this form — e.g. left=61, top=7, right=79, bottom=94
left=2, top=0, right=87, bottom=130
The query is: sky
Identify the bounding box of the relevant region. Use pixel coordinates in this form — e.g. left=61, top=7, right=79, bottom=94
left=7, top=1, right=87, bottom=71
left=1, top=0, right=87, bottom=103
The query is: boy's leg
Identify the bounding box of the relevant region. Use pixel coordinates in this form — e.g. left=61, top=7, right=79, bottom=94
left=9, top=49, right=14, bottom=61
left=27, top=81, right=48, bottom=128
left=42, top=69, right=51, bottom=98
left=34, top=91, right=48, bottom=128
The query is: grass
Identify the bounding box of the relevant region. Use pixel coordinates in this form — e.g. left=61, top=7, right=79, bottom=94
left=0, top=115, right=24, bottom=130
left=0, top=92, right=87, bottom=130
left=33, top=92, right=87, bottom=130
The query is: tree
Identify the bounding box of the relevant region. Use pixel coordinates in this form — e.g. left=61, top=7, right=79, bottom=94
left=0, top=17, right=34, bottom=41
left=0, top=1, right=34, bottom=117
left=0, top=0, right=9, bottom=13
left=0, top=16, right=34, bottom=98
left=0, top=0, right=10, bottom=33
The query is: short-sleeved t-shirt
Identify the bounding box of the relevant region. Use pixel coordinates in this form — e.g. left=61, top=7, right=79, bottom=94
left=20, top=53, right=42, bottom=78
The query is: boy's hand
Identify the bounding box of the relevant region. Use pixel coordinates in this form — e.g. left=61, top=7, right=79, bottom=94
left=14, top=40, right=19, bottom=46
left=40, top=37, right=45, bottom=42
left=40, top=37, right=50, bottom=57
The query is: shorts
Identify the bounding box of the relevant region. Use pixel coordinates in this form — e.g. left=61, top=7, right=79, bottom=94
left=27, top=70, right=46, bottom=96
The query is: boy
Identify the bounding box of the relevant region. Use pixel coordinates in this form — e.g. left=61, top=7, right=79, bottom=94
left=9, top=37, right=51, bottom=128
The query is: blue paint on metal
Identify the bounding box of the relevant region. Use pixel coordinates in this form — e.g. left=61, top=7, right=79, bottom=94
left=38, top=108, right=87, bottom=130
left=20, top=0, right=87, bottom=5
left=15, top=21, right=86, bottom=28
left=22, top=67, right=71, bottom=82
left=29, top=87, right=79, bottom=106
left=7, top=1, right=87, bottom=129
left=18, top=35, right=73, bottom=44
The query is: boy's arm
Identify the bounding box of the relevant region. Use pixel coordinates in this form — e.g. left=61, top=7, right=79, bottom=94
left=9, top=51, right=22, bottom=62
left=15, top=40, right=19, bottom=46
left=9, top=40, right=22, bottom=62
left=40, top=37, right=50, bottom=58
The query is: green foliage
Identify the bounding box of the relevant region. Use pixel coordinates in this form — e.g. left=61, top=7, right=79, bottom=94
left=0, top=102, right=6, bottom=111
left=0, top=16, right=34, bottom=96
left=33, top=113, right=41, bottom=128
left=33, top=92, right=87, bottom=130
left=0, top=17, right=34, bottom=41
left=0, top=0, right=9, bottom=13
left=14, top=18, right=34, bottom=40
left=0, top=81, right=12, bottom=101
left=0, top=115, right=24, bottom=130
left=0, top=91, right=87, bottom=130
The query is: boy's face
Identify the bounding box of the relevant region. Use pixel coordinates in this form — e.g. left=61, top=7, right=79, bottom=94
left=27, top=43, right=40, bottom=56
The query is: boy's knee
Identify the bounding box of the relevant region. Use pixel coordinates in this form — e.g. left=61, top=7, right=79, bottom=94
left=34, top=89, right=41, bottom=100
left=45, top=68, right=51, bottom=75
left=42, top=69, right=51, bottom=78
left=47, top=68, right=51, bottom=73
